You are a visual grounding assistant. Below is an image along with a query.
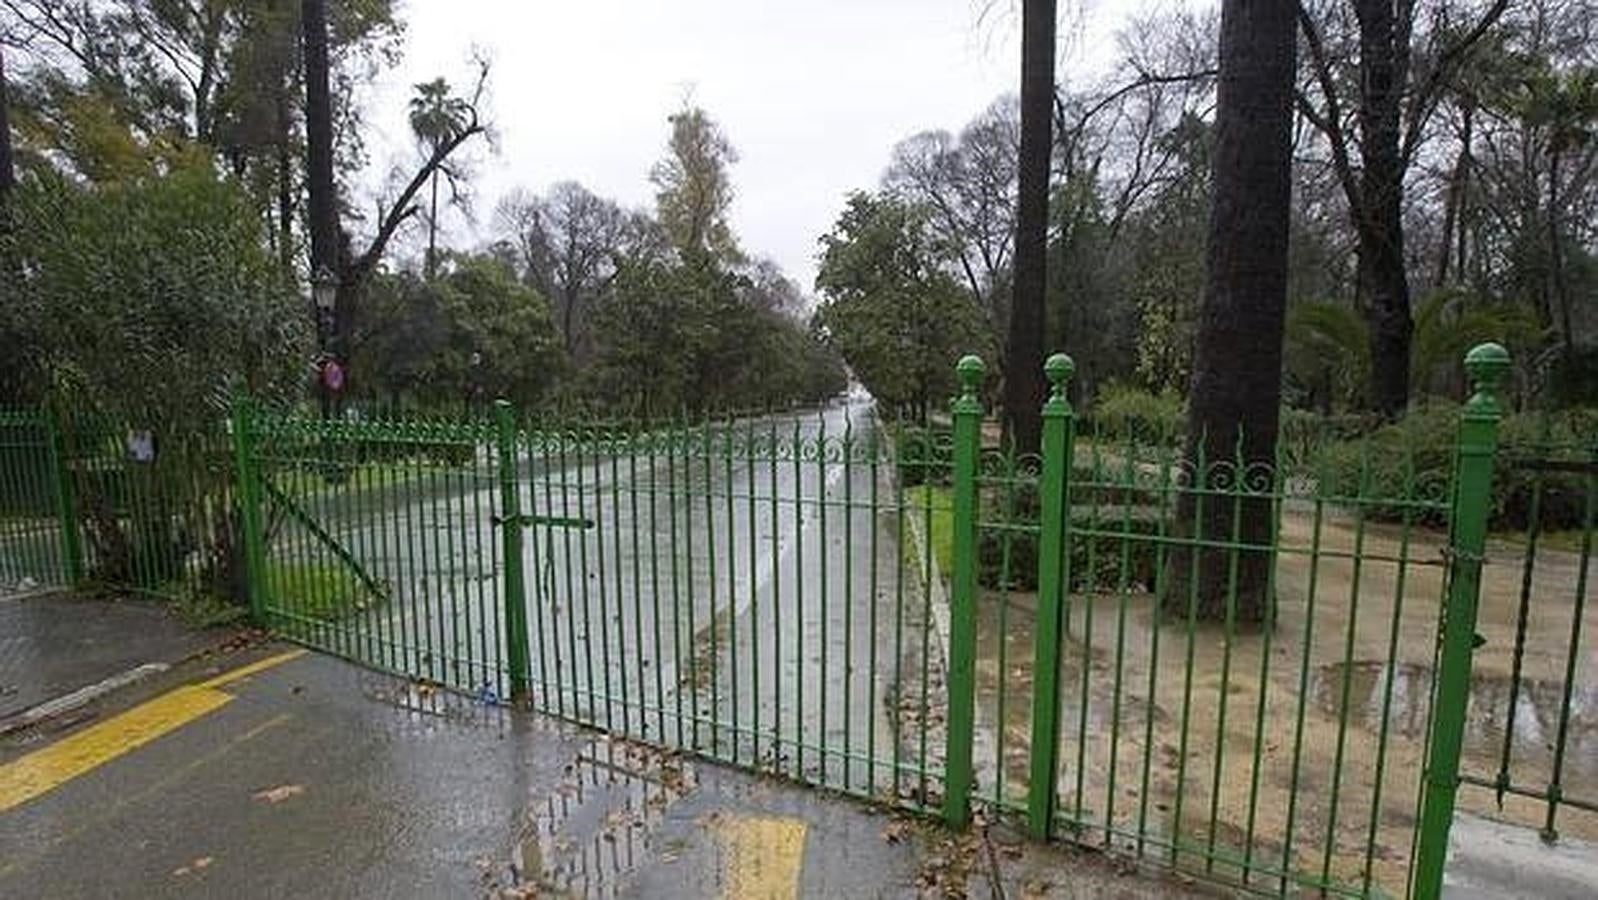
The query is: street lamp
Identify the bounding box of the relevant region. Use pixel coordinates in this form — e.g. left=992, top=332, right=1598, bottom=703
left=311, top=265, right=341, bottom=425
left=311, top=265, right=345, bottom=482
left=312, top=265, right=338, bottom=318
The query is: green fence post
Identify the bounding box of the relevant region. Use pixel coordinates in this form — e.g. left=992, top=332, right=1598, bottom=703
left=44, top=406, right=85, bottom=586
left=229, top=395, right=267, bottom=622
left=1413, top=342, right=1509, bottom=900
left=944, top=354, right=984, bottom=828
left=494, top=399, right=532, bottom=704
left=1027, top=353, right=1075, bottom=839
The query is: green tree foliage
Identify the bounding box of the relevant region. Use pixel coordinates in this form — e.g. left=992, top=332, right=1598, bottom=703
left=1125, top=112, right=1210, bottom=393
left=0, top=168, right=307, bottom=414
left=3, top=0, right=401, bottom=195
left=351, top=253, right=560, bottom=412
left=815, top=192, right=990, bottom=416
left=0, top=167, right=308, bottom=592
left=585, top=254, right=844, bottom=414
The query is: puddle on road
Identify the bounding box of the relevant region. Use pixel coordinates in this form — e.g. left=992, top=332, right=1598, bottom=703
left=506, top=737, right=695, bottom=898
left=1311, top=660, right=1598, bottom=785
left=358, top=672, right=510, bottom=730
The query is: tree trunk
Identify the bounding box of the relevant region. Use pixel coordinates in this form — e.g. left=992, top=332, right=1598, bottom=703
left=0, top=45, right=14, bottom=204
left=1164, top=0, right=1296, bottom=626
left=275, top=88, right=295, bottom=273
left=1547, top=149, right=1575, bottom=362
left=1003, top=0, right=1054, bottom=455
left=302, top=0, right=340, bottom=338
left=426, top=170, right=439, bottom=280
left=1355, top=0, right=1413, bottom=419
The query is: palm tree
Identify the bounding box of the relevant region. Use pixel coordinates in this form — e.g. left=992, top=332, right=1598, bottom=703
left=409, top=78, right=470, bottom=280
left=1286, top=292, right=1540, bottom=408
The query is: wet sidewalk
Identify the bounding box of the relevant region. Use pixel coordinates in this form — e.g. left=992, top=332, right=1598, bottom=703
left=0, top=591, right=224, bottom=723
left=0, top=647, right=1210, bottom=899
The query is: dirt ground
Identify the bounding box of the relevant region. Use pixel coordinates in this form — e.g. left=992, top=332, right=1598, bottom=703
left=969, top=507, right=1595, bottom=896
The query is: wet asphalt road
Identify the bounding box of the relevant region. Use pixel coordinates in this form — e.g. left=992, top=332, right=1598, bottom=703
left=0, top=647, right=1203, bottom=899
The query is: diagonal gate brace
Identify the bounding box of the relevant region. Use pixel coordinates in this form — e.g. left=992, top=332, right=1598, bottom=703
left=260, top=476, right=390, bottom=602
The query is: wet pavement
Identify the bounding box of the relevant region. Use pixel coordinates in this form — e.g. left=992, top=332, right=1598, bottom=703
left=0, top=592, right=221, bottom=721
left=0, top=647, right=1208, bottom=899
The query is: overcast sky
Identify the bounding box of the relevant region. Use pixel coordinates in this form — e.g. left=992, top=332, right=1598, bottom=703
left=360, top=0, right=1180, bottom=292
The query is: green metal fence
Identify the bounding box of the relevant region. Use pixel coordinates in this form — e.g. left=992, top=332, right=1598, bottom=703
left=7, top=341, right=1592, bottom=898
left=1458, top=437, right=1596, bottom=842
left=0, top=409, right=73, bottom=591
left=236, top=396, right=954, bottom=813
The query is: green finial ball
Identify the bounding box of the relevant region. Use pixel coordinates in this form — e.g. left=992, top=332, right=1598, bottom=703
left=956, top=355, right=985, bottom=394
left=1044, top=353, right=1075, bottom=394
left=1464, top=342, right=1510, bottom=392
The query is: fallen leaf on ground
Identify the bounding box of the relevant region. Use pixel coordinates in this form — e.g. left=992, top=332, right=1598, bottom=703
left=172, top=856, right=213, bottom=877
left=252, top=784, right=305, bottom=804
left=882, top=820, right=909, bottom=843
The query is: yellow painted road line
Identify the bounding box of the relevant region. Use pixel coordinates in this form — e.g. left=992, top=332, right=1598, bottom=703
left=713, top=813, right=807, bottom=900
left=0, top=650, right=303, bottom=813
left=0, top=712, right=293, bottom=878
left=200, top=649, right=305, bottom=689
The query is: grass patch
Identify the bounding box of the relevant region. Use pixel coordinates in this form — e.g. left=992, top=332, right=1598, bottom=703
left=265, top=559, right=378, bottom=621
left=272, top=460, right=429, bottom=500
left=903, top=484, right=955, bottom=575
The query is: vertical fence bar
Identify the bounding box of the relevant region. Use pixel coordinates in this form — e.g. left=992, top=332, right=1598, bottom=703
left=1027, top=353, right=1075, bottom=839
left=944, top=354, right=984, bottom=828
left=44, top=406, right=84, bottom=586
left=1541, top=440, right=1594, bottom=841
left=1412, top=343, right=1508, bottom=900
left=229, top=395, right=267, bottom=622
left=495, top=400, right=531, bottom=704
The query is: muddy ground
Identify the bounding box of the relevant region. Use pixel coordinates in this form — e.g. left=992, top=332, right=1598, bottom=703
left=968, top=508, right=1595, bottom=896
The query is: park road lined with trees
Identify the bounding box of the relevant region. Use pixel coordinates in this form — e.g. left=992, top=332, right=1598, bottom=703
left=0, top=1, right=1592, bottom=899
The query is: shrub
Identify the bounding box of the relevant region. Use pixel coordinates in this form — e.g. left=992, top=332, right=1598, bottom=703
left=4, top=170, right=309, bottom=597
left=976, top=480, right=1165, bottom=593
left=1090, top=382, right=1184, bottom=443
left=1313, top=404, right=1596, bottom=531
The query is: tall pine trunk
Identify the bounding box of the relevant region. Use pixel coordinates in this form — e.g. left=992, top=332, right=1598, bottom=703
left=302, top=0, right=341, bottom=356
left=275, top=88, right=295, bottom=273
left=1355, top=0, right=1413, bottom=419
left=426, top=170, right=439, bottom=280
left=1547, top=149, right=1575, bottom=361
left=0, top=45, right=14, bottom=204
left=1164, top=0, right=1296, bottom=625
left=1003, top=0, right=1054, bottom=455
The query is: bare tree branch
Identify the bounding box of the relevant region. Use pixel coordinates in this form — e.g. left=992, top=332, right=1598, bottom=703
left=1295, top=2, right=1367, bottom=233
left=1398, top=0, right=1510, bottom=164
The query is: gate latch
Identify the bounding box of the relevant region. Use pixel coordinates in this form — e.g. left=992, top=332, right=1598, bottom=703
left=493, top=513, right=595, bottom=530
